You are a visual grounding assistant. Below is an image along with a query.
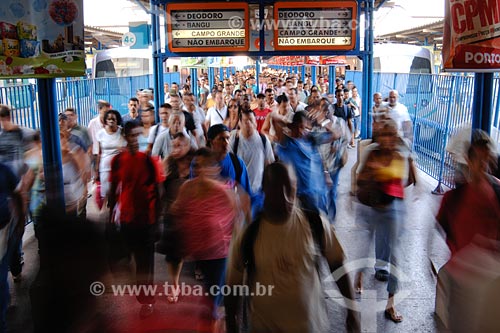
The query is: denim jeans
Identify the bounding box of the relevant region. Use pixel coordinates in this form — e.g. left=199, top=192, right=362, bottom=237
left=197, top=258, right=227, bottom=319
left=353, top=116, right=361, bottom=136
left=326, top=168, right=341, bottom=223
left=356, top=199, right=405, bottom=295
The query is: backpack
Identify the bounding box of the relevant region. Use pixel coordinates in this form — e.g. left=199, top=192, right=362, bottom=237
left=229, top=152, right=243, bottom=184
left=333, top=103, right=351, bottom=121
left=232, top=132, right=267, bottom=157
left=241, top=207, right=325, bottom=277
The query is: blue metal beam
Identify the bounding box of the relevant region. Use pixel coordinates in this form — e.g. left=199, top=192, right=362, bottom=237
left=151, top=0, right=163, bottom=113
left=471, top=73, right=494, bottom=132
left=37, top=78, right=65, bottom=214
left=361, top=0, right=375, bottom=139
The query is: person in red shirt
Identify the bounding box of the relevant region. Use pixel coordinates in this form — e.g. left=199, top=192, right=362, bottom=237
left=437, top=131, right=500, bottom=255
left=108, top=121, right=160, bottom=319
left=252, top=93, right=272, bottom=133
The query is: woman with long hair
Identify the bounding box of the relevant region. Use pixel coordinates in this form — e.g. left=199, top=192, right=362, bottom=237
left=156, top=132, right=196, bottom=303
left=95, top=110, right=126, bottom=205
left=224, top=98, right=240, bottom=131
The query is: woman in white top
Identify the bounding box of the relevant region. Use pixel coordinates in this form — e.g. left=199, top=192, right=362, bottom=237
left=95, top=110, right=126, bottom=202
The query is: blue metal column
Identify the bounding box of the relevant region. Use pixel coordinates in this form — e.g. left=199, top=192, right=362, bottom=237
left=361, top=0, right=374, bottom=139
left=219, top=67, right=224, bottom=83
left=37, top=78, right=65, bottom=214
left=150, top=0, right=162, bottom=112
left=328, top=66, right=336, bottom=95
left=301, top=65, right=306, bottom=82
left=208, top=67, right=215, bottom=90
left=471, top=73, right=494, bottom=132
left=190, top=68, right=198, bottom=98
left=310, top=66, right=317, bottom=87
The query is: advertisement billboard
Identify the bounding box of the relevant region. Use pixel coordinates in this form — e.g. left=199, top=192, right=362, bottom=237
left=443, top=0, right=500, bottom=71
left=0, top=0, right=85, bottom=78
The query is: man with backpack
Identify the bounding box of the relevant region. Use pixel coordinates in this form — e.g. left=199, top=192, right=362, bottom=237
left=332, top=89, right=355, bottom=148
left=229, top=109, right=274, bottom=195
left=207, top=124, right=252, bottom=198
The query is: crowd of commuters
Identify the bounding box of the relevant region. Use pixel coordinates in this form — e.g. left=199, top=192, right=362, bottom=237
left=0, top=67, right=499, bottom=333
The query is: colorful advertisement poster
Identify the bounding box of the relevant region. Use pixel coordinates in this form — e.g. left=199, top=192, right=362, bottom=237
left=320, top=56, right=347, bottom=65
left=0, top=0, right=84, bottom=78
left=443, top=0, right=500, bottom=71
left=181, top=57, right=207, bottom=68
left=305, top=56, right=320, bottom=65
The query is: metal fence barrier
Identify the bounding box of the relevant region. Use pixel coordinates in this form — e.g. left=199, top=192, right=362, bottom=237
left=345, top=70, right=500, bottom=189
left=0, top=72, right=180, bottom=129
left=2, top=71, right=499, bottom=190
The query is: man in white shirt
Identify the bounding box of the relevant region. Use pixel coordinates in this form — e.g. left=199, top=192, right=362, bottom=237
left=205, top=91, right=227, bottom=129
left=387, top=90, right=412, bottom=143
left=183, top=93, right=206, bottom=147
left=229, top=109, right=274, bottom=194
left=288, top=88, right=307, bottom=113
left=87, top=100, right=110, bottom=180
left=146, top=103, right=171, bottom=155
left=152, top=111, right=196, bottom=158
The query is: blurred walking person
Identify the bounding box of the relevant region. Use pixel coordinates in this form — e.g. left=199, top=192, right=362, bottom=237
left=107, top=121, right=160, bottom=318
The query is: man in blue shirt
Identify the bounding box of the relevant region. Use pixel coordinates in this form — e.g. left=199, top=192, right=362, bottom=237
left=206, top=124, right=252, bottom=197
left=275, top=111, right=340, bottom=217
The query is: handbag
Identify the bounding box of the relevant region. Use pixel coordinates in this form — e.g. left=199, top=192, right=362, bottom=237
left=406, top=156, right=417, bottom=186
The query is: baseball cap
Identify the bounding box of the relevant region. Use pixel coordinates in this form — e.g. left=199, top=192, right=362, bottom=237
left=58, top=112, right=68, bottom=120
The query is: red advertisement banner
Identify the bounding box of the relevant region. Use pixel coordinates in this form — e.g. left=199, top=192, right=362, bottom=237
left=443, top=0, right=500, bottom=71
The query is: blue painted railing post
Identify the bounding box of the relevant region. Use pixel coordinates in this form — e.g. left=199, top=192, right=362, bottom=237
left=310, top=66, right=317, bottom=87
left=208, top=67, right=215, bottom=90
left=433, top=76, right=455, bottom=195
left=37, top=78, right=65, bottom=214
left=106, top=78, right=111, bottom=104
left=190, top=68, right=198, bottom=99
left=328, top=66, right=336, bottom=95
left=74, top=80, right=80, bottom=116
left=301, top=65, right=305, bottom=82
left=129, top=76, right=133, bottom=101
left=493, top=78, right=500, bottom=131
left=29, top=83, right=37, bottom=129
left=256, top=59, right=261, bottom=89
left=412, top=75, right=422, bottom=151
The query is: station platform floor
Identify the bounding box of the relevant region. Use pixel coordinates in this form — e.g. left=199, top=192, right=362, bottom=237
left=6, top=145, right=451, bottom=333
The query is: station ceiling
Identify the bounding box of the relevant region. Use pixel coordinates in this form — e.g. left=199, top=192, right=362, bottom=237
left=376, top=19, right=444, bottom=50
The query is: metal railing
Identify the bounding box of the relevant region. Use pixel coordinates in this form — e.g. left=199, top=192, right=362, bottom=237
left=345, top=70, right=500, bottom=189
left=0, top=72, right=180, bottom=129
left=2, top=71, right=499, bottom=190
